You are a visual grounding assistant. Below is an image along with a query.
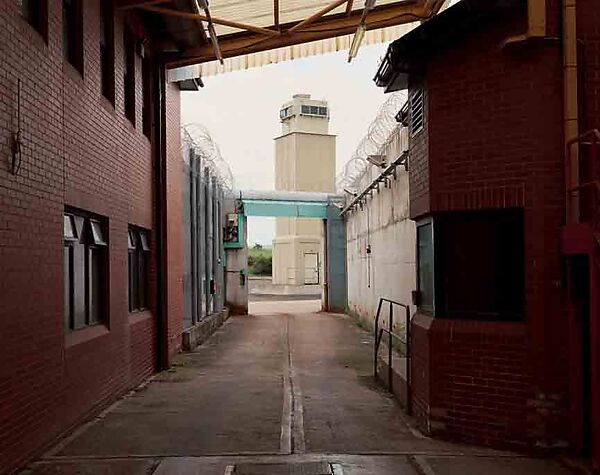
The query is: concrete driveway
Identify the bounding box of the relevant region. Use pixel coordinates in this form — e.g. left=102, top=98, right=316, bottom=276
left=23, top=301, right=574, bottom=475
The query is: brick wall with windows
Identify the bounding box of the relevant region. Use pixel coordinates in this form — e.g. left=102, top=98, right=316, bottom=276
left=407, top=8, right=572, bottom=449
left=166, top=81, right=184, bottom=356
left=0, top=2, right=182, bottom=472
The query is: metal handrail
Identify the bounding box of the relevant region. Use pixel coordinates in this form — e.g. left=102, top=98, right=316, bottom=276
left=340, top=151, right=409, bottom=216
left=374, top=297, right=412, bottom=415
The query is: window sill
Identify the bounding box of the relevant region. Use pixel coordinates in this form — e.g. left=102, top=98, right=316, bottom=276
left=125, top=117, right=137, bottom=132
left=18, top=20, right=47, bottom=49
left=63, top=60, right=84, bottom=85
left=65, top=324, right=109, bottom=349
left=99, top=95, right=116, bottom=114
left=129, top=309, right=153, bottom=325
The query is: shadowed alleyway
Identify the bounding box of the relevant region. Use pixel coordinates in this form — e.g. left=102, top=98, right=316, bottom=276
left=24, top=302, right=574, bottom=474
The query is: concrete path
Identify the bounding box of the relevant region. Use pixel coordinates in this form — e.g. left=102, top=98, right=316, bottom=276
left=24, top=302, right=574, bottom=474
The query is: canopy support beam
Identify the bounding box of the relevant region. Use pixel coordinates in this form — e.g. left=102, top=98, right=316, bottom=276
left=167, top=1, right=437, bottom=68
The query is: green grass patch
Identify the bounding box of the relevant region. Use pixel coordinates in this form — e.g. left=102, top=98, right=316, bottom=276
left=248, top=245, right=272, bottom=276
left=248, top=247, right=272, bottom=260
left=346, top=308, right=374, bottom=333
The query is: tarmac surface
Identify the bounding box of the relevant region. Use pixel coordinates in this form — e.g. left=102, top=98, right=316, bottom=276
left=23, top=301, right=575, bottom=474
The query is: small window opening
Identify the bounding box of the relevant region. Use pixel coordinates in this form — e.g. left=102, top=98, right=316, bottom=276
left=18, top=0, right=48, bottom=38
left=62, top=0, right=83, bottom=73
left=100, top=1, right=115, bottom=103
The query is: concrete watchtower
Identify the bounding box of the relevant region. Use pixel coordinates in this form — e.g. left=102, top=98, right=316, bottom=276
left=272, top=94, right=336, bottom=287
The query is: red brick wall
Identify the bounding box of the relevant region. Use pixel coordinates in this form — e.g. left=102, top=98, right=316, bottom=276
left=166, top=82, right=183, bottom=357
left=0, top=2, right=181, bottom=472
left=411, top=314, right=432, bottom=427
left=412, top=315, right=534, bottom=448
left=577, top=0, right=600, bottom=466
left=408, top=77, right=430, bottom=219
left=409, top=10, right=571, bottom=448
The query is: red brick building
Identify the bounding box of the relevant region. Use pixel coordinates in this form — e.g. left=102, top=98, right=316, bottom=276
left=0, top=2, right=202, bottom=472
left=376, top=0, right=599, bottom=469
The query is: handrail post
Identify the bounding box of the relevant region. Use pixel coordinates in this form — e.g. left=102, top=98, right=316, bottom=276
left=388, top=301, right=393, bottom=394
left=405, top=305, right=412, bottom=415
left=374, top=299, right=382, bottom=380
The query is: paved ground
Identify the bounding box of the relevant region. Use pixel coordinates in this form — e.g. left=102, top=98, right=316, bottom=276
left=24, top=302, right=574, bottom=475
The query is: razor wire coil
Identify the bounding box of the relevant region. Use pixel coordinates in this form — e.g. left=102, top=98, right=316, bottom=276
left=337, top=91, right=407, bottom=192
left=182, top=123, right=236, bottom=195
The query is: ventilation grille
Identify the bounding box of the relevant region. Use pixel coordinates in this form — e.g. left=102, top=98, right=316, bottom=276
left=410, top=88, right=424, bottom=136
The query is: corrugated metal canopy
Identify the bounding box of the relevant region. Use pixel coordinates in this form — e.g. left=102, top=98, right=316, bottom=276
left=207, top=0, right=409, bottom=36
left=120, top=0, right=447, bottom=70
left=198, top=23, right=415, bottom=77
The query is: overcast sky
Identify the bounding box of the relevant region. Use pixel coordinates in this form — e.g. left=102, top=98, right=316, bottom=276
left=180, top=42, right=390, bottom=245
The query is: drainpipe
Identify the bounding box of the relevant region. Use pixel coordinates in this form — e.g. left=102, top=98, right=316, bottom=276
left=563, top=0, right=579, bottom=223
left=154, top=58, right=170, bottom=370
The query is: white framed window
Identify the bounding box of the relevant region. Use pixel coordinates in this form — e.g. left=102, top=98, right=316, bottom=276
left=63, top=210, right=107, bottom=330
left=128, top=227, right=150, bottom=312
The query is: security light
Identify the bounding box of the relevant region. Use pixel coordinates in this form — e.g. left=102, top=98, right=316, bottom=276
left=348, top=0, right=377, bottom=62
left=343, top=188, right=357, bottom=197
left=348, top=23, right=366, bottom=62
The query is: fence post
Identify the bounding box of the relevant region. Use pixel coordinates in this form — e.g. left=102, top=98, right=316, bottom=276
left=374, top=300, right=381, bottom=380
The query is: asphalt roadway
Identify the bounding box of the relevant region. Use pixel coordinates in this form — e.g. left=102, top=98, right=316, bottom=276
left=23, top=301, right=574, bottom=475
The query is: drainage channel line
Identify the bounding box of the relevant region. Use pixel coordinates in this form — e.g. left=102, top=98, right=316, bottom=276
left=280, top=314, right=305, bottom=455
left=280, top=314, right=293, bottom=454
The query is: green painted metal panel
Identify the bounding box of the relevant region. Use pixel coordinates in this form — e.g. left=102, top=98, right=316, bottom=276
left=224, top=213, right=245, bottom=249
left=242, top=199, right=328, bottom=218
left=326, top=204, right=347, bottom=313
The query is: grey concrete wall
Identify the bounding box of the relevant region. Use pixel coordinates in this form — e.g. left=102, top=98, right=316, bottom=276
left=325, top=208, right=347, bottom=313
left=224, top=199, right=249, bottom=315
left=182, top=144, right=193, bottom=326
left=249, top=276, right=322, bottom=297
left=345, top=130, right=416, bottom=328
left=182, top=147, right=226, bottom=327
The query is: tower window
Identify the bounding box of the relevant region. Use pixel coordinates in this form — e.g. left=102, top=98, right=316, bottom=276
left=300, top=105, right=327, bottom=117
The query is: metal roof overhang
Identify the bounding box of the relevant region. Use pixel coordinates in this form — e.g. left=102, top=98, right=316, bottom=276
left=373, top=0, right=526, bottom=92
left=118, top=0, right=447, bottom=71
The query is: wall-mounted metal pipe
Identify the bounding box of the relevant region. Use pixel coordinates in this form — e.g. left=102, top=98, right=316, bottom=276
left=563, top=0, right=579, bottom=223
left=154, top=58, right=169, bottom=370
